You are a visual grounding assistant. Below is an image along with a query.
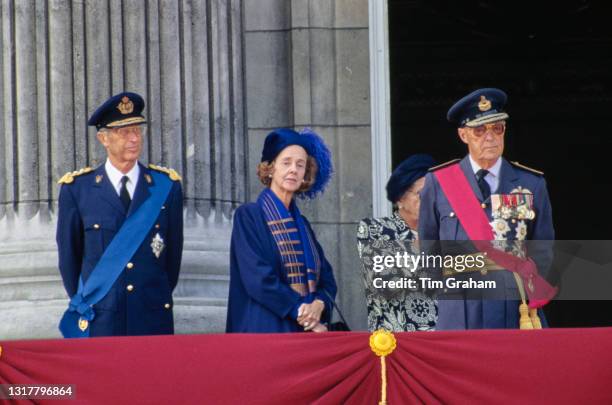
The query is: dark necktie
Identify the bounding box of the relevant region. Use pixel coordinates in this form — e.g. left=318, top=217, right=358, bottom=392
left=119, top=176, right=131, bottom=210
left=476, top=169, right=491, bottom=201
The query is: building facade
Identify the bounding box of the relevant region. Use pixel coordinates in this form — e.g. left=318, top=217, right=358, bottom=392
left=0, top=0, right=382, bottom=338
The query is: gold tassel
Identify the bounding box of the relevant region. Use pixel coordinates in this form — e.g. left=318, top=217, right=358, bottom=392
left=370, top=330, right=397, bottom=405
left=519, top=303, right=534, bottom=330
left=529, top=308, right=542, bottom=329
left=513, top=273, right=535, bottom=330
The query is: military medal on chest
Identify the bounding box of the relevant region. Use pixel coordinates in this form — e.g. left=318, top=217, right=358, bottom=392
left=509, top=186, right=536, bottom=220
left=151, top=232, right=165, bottom=258
left=491, top=191, right=535, bottom=220
left=490, top=187, right=536, bottom=241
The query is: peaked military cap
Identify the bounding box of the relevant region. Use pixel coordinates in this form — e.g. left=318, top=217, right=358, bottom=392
left=88, top=92, right=146, bottom=130
left=447, top=88, right=509, bottom=128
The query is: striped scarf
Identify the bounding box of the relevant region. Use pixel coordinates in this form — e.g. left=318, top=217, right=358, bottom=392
left=258, top=188, right=320, bottom=299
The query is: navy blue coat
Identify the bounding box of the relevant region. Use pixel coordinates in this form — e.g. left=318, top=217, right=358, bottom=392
left=226, top=202, right=338, bottom=333
left=419, top=156, right=554, bottom=329
left=56, top=162, right=183, bottom=336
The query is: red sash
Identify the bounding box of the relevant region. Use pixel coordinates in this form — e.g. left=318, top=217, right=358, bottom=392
left=434, top=163, right=557, bottom=308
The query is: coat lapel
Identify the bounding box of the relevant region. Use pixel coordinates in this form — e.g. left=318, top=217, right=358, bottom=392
left=93, top=165, right=127, bottom=215
left=127, top=162, right=151, bottom=217
left=498, top=158, right=520, bottom=194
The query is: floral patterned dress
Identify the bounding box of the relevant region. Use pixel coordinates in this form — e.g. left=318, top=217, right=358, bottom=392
left=357, top=212, right=438, bottom=332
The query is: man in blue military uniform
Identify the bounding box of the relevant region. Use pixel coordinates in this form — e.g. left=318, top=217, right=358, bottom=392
left=56, top=92, right=184, bottom=337
left=418, top=88, right=555, bottom=329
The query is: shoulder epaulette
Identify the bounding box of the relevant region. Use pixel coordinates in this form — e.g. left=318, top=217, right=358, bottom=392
left=149, top=164, right=182, bottom=181
left=57, top=167, right=93, bottom=184
left=510, top=161, right=544, bottom=176
left=428, top=159, right=460, bottom=172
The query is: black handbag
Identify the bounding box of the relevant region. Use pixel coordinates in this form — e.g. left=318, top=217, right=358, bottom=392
left=321, top=289, right=351, bottom=331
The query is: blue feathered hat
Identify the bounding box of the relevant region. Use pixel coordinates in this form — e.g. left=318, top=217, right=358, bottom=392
left=261, top=128, right=333, bottom=198
left=386, top=154, right=435, bottom=203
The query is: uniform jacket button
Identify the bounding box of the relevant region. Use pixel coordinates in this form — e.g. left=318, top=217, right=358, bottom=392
left=127, top=284, right=134, bottom=292
left=93, top=224, right=100, bottom=229
left=126, top=262, right=134, bottom=269
left=164, top=303, right=171, bottom=309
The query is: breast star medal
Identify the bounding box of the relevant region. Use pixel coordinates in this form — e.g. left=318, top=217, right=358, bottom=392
left=490, top=218, right=511, bottom=240
left=151, top=233, right=165, bottom=258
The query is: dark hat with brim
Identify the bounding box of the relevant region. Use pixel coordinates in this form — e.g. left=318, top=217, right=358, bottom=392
left=386, top=154, right=435, bottom=203
left=88, top=92, right=147, bottom=130
left=447, top=88, right=509, bottom=128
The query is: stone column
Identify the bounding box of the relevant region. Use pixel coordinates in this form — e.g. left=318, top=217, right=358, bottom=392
left=0, top=0, right=246, bottom=338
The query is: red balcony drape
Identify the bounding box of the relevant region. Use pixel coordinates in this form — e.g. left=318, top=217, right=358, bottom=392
left=1, top=328, right=611, bottom=404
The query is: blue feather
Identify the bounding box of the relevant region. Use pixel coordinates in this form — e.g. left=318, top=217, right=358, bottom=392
left=298, top=128, right=333, bottom=199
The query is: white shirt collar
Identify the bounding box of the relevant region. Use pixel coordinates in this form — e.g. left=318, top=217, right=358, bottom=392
left=468, top=155, right=502, bottom=178
left=104, top=159, right=140, bottom=197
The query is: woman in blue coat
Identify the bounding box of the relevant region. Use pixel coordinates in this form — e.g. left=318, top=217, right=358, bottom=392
left=226, top=128, right=337, bottom=333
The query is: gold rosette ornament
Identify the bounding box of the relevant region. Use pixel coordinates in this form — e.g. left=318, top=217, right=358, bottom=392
left=370, top=329, right=397, bottom=405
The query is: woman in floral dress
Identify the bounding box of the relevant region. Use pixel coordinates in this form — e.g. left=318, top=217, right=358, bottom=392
left=357, top=154, right=438, bottom=332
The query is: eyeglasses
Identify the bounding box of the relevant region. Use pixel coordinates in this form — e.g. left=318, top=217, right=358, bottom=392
left=470, top=122, right=505, bottom=137
left=113, top=125, right=147, bottom=138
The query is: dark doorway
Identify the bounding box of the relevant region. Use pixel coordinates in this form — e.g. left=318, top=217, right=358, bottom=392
left=388, top=0, right=612, bottom=327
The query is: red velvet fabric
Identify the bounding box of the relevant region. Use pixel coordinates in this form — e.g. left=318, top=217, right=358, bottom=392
left=1, top=328, right=611, bottom=405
